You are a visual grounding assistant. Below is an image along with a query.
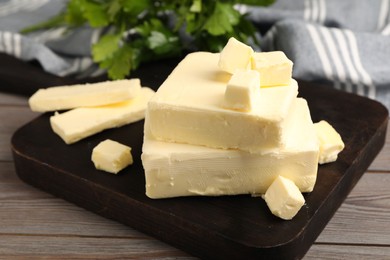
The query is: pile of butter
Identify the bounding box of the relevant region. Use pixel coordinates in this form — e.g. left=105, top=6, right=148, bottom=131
left=28, top=79, right=155, bottom=174
left=141, top=38, right=345, bottom=220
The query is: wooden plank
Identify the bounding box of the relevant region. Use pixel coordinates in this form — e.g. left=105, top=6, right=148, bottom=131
left=3, top=164, right=389, bottom=247
left=305, top=244, right=390, bottom=259
left=369, top=122, right=390, bottom=172
left=0, top=92, right=28, bottom=106
left=0, top=235, right=194, bottom=259
left=0, top=162, right=20, bottom=183
left=0, top=162, right=150, bottom=238
left=0, top=106, right=37, bottom=161
left=315, top=172, right=390, bottom=245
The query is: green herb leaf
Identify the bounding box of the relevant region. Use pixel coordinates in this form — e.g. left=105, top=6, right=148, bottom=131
left=82, top=1, right=109, bottom=27
left=21, top=0, right=275, bottom=79
left=65, top=0, right=86, bottom=26
left=100, top=43, right=133, bottom=80
left=147, top=31, right=180, bottom=56
left=238, top=0, right=275, bottom=6
left=190, top=0, right=202, bottom=13
left=92, top=33, right=121, bottom=62
left=203, top=2, right=240, bottom=36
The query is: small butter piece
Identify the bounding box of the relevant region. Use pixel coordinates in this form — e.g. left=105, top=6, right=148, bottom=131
left=223, top=69, right=260, bottom=111
left=29, top=79, right=141, bottom=112
left=218, top=37, right=254, bottom=74
left=314, top=120, right=345, bottom=164
left=92, top=139, right=133, bottom=174
left=50, top=87, right=155, bottom=144
left=264, top=176, right=305, bottom=220
left=251, top=51, right=293, bottom=87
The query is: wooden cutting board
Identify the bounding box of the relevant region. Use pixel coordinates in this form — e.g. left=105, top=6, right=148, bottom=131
left=11, top=62, right=388, bottom=259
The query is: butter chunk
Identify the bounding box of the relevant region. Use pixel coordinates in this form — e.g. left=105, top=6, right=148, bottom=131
left=51, top=87, right=155, bottom=144
left=147, top=52, right=299, bottom=152
left=314, top=120, right=345, bottom=164
left=223, top=69, right=260, bottom=112
left=92, top=139, right=133, bottom=174
left=218, top=37, right=254, bottom=74
left=251, top=51, right=293, bottom=87
left=142, top=98, right=319, bottom=199
left=29, top=79, right=141, bottom=112
left=264, top=176, right=305, bottom=220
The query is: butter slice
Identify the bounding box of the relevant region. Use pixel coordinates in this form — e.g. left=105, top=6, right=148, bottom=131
left=223, top=69, right=260, bottom=112
left=147, top=52, right=299, bottom=152
left=29, top=79, right=141, bottom=112
left=251, top=51, right=293, bottom=87
left=218, top=37, right=254, bottom=74
left=264, top=176, right=305, bottom=220
left=314, top=120, right=345, bottom=164
left=92, top=139, right=133, bottom=174
left=50, top=87, right=155, bottom=144
left=142, top=98, right=319, bottom=199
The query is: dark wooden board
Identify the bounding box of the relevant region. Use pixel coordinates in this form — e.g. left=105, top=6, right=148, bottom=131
left=11, top=62, right=388, bottom=259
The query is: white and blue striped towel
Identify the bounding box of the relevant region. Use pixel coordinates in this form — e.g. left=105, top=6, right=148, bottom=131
left=0, top=0, right=390, bottom=110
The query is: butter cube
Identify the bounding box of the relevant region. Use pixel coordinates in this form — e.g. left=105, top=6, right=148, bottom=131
left=264, top=176, right=305, bottom=220
left=223, top=69, right=260, bottom=111
left=314, top=120, right=345, bottom=164
left=50, top=87, right=155, bottom=144
left=218, top=37, right=254, bottom=74
left=29, top=79, right=142, bottom=112
left=92, top=139, right=133, bottom=174
left=251, top=51, right=293, bottom=87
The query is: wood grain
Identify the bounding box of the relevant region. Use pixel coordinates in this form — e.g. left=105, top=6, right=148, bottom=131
left=0, top=106, right=37, bottom=161
left=315, top=172, right=390, bottom=245
left=369, top=126, right=390, bottom=171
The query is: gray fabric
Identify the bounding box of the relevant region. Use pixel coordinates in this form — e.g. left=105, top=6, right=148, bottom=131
left=0, top=0, right=390, bottom=110
left=244, top=0, right=390, bottom=110
left=0, top=0, right=103, bottom=78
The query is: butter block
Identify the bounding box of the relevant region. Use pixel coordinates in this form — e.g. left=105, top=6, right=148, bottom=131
left=147, top=52, right=299, bottom=152
left=218, top=37, right=254, bottom=74
left=264, top=176, right=305, bottom=220
left=314, top=120, right=345, bottom=164
left=29, top=79, right=141, bottom=112
left=223, top=69, right=260, bottom=112
left=51, top=87, right=155, bottom=144
left=142, top=98, right=319, bottom=199
left=92, top=139, right=133, bottom=174
left=251, top=51, right=293, bottom=87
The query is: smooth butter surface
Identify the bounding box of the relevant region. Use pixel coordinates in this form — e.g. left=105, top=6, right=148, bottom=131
left=148, top=52, right=299, bottom=152
left=29, top=79, right=141, bottom=112
left=142, top=98, right=319, bottom=199
left=51, top=87, right=155, bottom=144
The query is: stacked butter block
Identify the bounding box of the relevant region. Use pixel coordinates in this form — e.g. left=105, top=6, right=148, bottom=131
left=141, top=37, right=320, bottom=212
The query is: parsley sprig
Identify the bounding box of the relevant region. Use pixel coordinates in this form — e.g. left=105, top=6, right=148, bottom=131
left=22, top=0, right=274, bottom=79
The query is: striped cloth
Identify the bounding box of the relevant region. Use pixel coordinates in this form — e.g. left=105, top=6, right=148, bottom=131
left=0, top=0, right=390, bottom=110
left=0, top=0, right=103, bottom=78
left=244, top=0, right=390, bottom=110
